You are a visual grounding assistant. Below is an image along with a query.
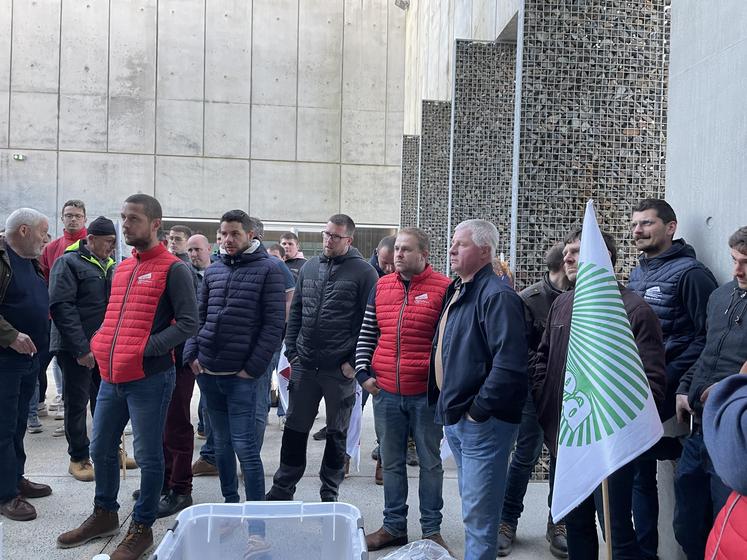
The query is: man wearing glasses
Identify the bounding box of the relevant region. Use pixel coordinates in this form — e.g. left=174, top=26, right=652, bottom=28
left=266, top=214, right=379, bottom=502
left=40, top=200, right=88, bottom=280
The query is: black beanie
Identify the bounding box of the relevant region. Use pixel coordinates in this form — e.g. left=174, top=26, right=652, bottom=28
left=88, top=216, right=116, bottom=237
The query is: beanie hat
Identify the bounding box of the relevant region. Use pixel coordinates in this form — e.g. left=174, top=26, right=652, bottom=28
left=88, top=216, right=116, bottom=237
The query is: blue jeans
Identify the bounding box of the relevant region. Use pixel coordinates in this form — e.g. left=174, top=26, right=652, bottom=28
left=445, top=416, right=518, bottom=560
left=90, top=368, right=175, bottom=527
left=673, top=433, right=731, bottom=560
left=198, top=394, right=215, bottom=463
left=501, top=395, right=555, bottom=528
left=565, top=459, right=641, bottom=560
left=373, top=389, right=444, bottom=537
left=0, top=353, right=38, bottom=503
left=197, top=374, right=264, bottom=503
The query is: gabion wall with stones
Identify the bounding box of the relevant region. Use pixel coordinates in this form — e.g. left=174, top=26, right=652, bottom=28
left=514, top=0, right=669, bottom=290
left=400, top=135, right=421, bottom=229
left=450, top=40, right=516, bottom=262
left=418, top=100, right=452, bottom=274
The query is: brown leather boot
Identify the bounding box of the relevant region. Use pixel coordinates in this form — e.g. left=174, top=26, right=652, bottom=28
left=110, top=520, right=153, bottom=560
left=424, top=533, right=453, bottom=556
left=0, top=496, right=36, bottom=521
left=18, top=477, right=52, bottom=498
left=374, top=457, right=383, bottom=485
left=365, top=526, right=407, bottom=551
left=57, top=506, right=119, bottom=548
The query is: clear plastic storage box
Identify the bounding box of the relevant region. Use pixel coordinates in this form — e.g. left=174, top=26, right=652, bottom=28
left=151, top=501, right=367, bottom=560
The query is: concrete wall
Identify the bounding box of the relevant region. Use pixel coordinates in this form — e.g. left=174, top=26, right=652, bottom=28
left=665, top=0, right=747, bottom=283
left=402, top=0, right=519, bottom=134
left=0, top=0, right=405, bottom=234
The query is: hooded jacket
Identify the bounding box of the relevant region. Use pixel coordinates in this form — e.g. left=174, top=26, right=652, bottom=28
left=679, top=281, right=747, bottom=415
left=183, top=243, right=286, bottom=377
left=703, top=375, right=747, bottom=560
left=49, top=239, right=115, bottom=357
left=628, top=240, right=718, bottom=419
left=285, top=247, right=379, bottom=370
left=532, top=286, right=666, bottom=455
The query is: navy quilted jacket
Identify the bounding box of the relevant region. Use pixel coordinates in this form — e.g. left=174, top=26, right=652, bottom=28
left=183, top=244, right=286, bottom=378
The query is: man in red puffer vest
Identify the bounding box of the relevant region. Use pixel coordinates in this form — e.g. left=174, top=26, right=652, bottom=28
left=57, top=194, right=198, bottom=560
left=355, top=227, right=451, bottom=553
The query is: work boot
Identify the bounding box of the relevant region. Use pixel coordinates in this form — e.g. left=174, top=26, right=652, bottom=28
left=365, top=527, right=407, bottom=551
left=547, top=519, right=568, bottom=558
left=110, top=520, right=153, bottom=560
left=69, top=459, right=95, bottom=482
left=496, top=522, right=516, bottom=557
left=375, top=457, right=383, bottom=485
left=57, top=506, right=119, bottom=548
left=423, top=533, right=453, bottom=556
left=0, top=496, right=36, bottom=521
left=18, top=477, right=52, bottom=498
left=191, top=456, right=219, bottom=476
left=312, top=426, right=327, bottom=441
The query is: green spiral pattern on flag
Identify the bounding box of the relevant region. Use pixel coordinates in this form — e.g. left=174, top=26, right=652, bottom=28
left=558, top=262, right=651, bottom=447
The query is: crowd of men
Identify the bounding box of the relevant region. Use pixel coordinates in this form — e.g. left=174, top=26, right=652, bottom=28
left=0, top=194, right=745, bottom=560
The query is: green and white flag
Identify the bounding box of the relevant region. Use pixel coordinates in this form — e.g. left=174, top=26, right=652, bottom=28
left=551, top=200, right=663, bottom=523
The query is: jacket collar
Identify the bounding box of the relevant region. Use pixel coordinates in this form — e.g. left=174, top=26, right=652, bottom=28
left=132, top=243, right=169, bottom=262
left=221, top=241, right=268, bottom=266
left=62, top=227, right=88, bottom=244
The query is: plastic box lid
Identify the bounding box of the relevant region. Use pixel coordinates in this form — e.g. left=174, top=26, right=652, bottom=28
left=151, top=501, right=367, bottom=560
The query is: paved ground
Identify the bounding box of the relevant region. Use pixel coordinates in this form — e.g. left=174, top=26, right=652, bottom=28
left=4, top=378, right=572, bottom=559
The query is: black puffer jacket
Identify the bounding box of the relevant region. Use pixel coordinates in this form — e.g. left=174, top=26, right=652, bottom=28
left=49, top=239, right=115, bottom=357
left=285, top=247, right=378, bottom=370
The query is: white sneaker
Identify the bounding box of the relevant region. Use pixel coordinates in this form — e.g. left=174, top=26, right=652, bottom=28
left=53, top=425, right=65, bottom=437
left=124, top=422, right=133, bottom=435
left=54, top=408, right=64, bottom=420
left=49, top=395, right=64, bottom=411
left=244, top=534, right=271, bottom=559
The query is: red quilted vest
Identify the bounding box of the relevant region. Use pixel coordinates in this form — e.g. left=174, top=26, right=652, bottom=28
left=706, top=492, right=747, bottom=560
left=371, top=264, right=450, bottom=395
left=91, top=244, right=179, bottom=383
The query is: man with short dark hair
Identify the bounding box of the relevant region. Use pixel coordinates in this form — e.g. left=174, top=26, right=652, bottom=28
left=672, top=226, right=747, bottom=560
left=370, top=235, right=396, bottom=277
left=497, top=242, right=569, bottom=558
left=532, top=227, right=666, bottom=560
left=627, top=198, right=718, bottom=559
left=279, top=231, right=306, bottom=281
left=40, top=199, right=88, bottom=280
left=267, top=214, right=379, bottom=502
left=268, top=244, right=285, bottom=260
left=184, top=210, right=286, bottom=524
left=0, top=208, right=52, bottom=522
left=357, top=227, right=451, bottom=552
left=168, top=225, right=192, bottom=263
left=429, top=219, right=528, bottom=560
left=57, top=194, right=198, bottom=559
left=49, top=216, right=117, bottom=483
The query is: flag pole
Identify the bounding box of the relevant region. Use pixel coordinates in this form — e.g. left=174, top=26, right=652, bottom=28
left=602, top=478, right=613, bottom=559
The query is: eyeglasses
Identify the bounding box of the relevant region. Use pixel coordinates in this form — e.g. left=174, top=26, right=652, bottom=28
left=629, top=219, right=658, bottom=231
left=321, top=231, right=351, bottom=242
left=63, top=213, right=85, bottom=220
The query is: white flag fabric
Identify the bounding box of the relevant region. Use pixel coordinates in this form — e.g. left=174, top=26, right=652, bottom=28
left=275, top=346, right=291, bottom=412
left=346, top=385, right=363, bottom=472
left=551, top=200, right=663, bottom=523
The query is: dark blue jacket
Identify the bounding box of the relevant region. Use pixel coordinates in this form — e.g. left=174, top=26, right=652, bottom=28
left=628, top=240, right=718, bottom=420
left=184, top=244, right=286, bottom=378
left=428, top=263, right=528, bottom=426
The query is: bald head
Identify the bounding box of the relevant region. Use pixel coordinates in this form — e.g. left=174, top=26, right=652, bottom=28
left=187, top=234, right=212, bottom=270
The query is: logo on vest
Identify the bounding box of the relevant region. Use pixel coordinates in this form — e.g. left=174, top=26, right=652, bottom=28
left=414, top=293, right=429, bottom=303
left=644, top=285, right=662, bottom=302
left=137, top=272, right=153, bottom=285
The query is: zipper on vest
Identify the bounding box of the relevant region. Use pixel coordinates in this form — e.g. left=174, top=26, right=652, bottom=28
left=109, top=261, right=140, bottom=382
left=312, top=260, right=331, bottom=366
left=395, top=280, right=409, bottom=394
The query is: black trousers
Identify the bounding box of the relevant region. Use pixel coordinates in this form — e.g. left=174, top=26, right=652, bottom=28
left=57, top=351, right=100, bottom=462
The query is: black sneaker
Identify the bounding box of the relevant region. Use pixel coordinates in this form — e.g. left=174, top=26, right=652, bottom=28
left=312, top=427, right=327, bottom=441
left=496, top=522, right=516, bottom=557
left=371, top=444, right=380, bottom=461
left=156, top=491, right=193, bottom=518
